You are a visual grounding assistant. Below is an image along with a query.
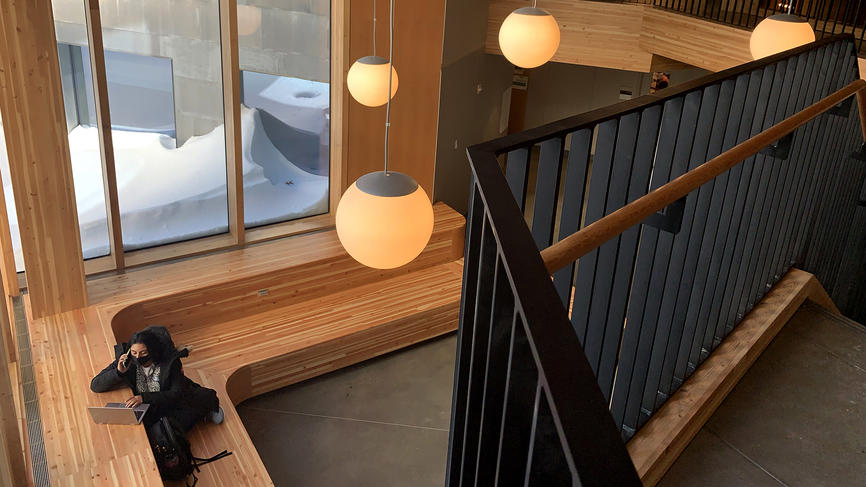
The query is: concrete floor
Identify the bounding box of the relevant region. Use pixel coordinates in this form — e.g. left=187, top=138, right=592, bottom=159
left=662, top=302, right=866, bottom=487
left=237, top=334, right=457, bottom=487
left=238, top=302, right=866, bottom=487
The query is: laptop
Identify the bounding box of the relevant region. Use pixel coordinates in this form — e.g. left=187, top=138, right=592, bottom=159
left=88, top=403, right=150, bottom=425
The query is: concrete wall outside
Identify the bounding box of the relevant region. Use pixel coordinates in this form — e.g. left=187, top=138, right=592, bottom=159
left=51, top=0, right=329, bottom=144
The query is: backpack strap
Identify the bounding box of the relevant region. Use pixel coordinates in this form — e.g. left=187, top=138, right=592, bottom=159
left=192, top=450, right=233, bottom=469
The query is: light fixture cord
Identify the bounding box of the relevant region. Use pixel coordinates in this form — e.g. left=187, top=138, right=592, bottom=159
left=384, top=0, right=394, bottom=175
left=373, top=0, right=377, bottom=56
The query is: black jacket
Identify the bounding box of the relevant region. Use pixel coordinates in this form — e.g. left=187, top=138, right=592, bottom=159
left=90, top=346, right=190, bottom=408
left=90, top=327, right=218, bottom=414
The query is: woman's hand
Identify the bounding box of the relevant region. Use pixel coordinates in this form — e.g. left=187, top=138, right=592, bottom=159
left=125, top=395, right=143, bottom=408
left=117, top=351, right=131, bottom=374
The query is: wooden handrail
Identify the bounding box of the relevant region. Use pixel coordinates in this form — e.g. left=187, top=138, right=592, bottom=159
left=541, top=78, right=866, bottom=274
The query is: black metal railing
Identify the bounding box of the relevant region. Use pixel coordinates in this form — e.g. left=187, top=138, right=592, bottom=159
left=447, top=34, right=865, bottom=485
left=653, top=0, right=866, bottom=55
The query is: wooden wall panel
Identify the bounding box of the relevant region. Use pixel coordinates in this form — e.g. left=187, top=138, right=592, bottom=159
left=486, top=0, right=654, bottom=72
left=0, top=0, right=88, bottom=319
left=639, top=8, right=752, bottom=72
left=346, top=0, right=446, bottom=196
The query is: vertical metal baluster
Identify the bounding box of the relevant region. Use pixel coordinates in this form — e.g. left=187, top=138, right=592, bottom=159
left=637, top=90, right=702, bottom=426
left=618, top=97, right=684, bottom=436
left=458, top=216, right=498, bottom=487
left=722, top=0, right=733, bottom=23
left=667, top=79, right=735, bottom=395
left=521, top=381, right=543, bottom=487
left=505, top=148, right=532, bottom=213
left=796, top=47, right=854, bottom=284
left=552, top=130, right=592, bottom=308
left=585, top=112, right=640, bottom=395
left=784, top=43, right=839, bottom=265
left=754, top=49, right=810, bottom=300
left=571, top=120, right=618, bottom=345
left=530, top=138, right=565, bottom=249
left=494, top=317, right=539, bottom=486
left=447, top=182, right=484, bottom=487
left=728, top=59, right=790, bottom=332
left=796, top=42, right=847, bottom=270
left=688, top=69, right=761, bottom=375
left=825, top=117, right=864, bottom=296
left=525, top=390, right=572, bottom=485
left=654, top=83, right=722, bottom=408
left=473, top=259, right=516, bottom=485
left=706, top=63, right=776, bottom=349
left=608, top=104, right=663, bottom=434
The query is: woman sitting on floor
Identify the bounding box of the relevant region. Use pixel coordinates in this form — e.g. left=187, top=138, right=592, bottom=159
left=90, top=326, right=224, bottom=431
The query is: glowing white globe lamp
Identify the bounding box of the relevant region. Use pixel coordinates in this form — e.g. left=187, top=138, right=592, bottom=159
left=336, top=172, right=433, bottom=269
left=337, top=0, right=432, bottom=269
left=498, top=7, right=560, bottom=68
left=750, top=14, right=815, bottom=60
left=347, top=56, right=399, bottom=107
left=236, top=5, right=262, bottom=36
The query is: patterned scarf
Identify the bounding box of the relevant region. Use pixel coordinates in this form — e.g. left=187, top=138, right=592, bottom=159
left=135, top=363, right=161, bottom=394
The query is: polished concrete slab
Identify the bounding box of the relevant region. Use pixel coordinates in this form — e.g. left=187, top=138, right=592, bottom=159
left=237, top=333, right=457, bottom=487
left=661, top=303, right=866, bottom=487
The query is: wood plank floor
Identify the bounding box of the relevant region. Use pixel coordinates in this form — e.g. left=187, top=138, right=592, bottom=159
left=28, top=203, right=466, bottom=486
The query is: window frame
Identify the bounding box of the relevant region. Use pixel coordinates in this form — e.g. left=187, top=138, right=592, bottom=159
left=47, top=0, right=348, bottom=279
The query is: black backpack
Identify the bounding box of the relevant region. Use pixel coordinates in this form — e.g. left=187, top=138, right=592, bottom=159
left=148, top=417, right=233, bottom=486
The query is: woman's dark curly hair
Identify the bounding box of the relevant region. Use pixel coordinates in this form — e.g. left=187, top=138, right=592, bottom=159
left=128, top=329, right=164, bottom=364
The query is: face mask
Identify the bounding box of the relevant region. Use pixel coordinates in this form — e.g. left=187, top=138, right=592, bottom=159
left=136, top=355, right=153, bottom=366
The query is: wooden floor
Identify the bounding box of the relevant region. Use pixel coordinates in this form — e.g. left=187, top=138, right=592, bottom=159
left=28, top=203, right=465, bottom=486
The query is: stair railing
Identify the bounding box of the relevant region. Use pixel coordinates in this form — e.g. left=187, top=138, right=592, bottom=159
left=447, top=34, right=866, bottom=486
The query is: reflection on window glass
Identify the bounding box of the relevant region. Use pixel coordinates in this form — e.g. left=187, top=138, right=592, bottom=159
left=0, top=113, right=24, bottom=272
left=238, top=1, right=330, bottom=229
left=96, top=0, right=228, bottom=251
left=50, top=1, right=113, bottom=262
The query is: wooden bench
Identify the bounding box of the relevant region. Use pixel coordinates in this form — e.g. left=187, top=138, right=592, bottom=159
left=29, top=203, right=465, bottom=486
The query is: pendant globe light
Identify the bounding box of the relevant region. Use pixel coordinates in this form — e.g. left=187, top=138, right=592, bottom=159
left=337, top=0, right=433, bottom=270
left=750, top=2, right=815, bottom=60
left=498, top=0, right=560, bottom=69
left=347, top=0, right=399, bottom=107
left=236, top=4, right=262, bottom=36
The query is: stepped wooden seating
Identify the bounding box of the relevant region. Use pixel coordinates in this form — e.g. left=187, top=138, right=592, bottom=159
left=27, top=203, right=465, bottom=486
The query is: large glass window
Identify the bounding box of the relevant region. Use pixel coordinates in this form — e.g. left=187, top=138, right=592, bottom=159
left=99, top=0, right=228, bottom=251
left=0, top=113, right=23, bottom=272
left=237, top=1, right=330, bottom=228
left=51, top=1, right=112, bottom=262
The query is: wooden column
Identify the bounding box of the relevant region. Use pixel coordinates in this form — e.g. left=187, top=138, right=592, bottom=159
left=0, top=0, right=88, bottom=318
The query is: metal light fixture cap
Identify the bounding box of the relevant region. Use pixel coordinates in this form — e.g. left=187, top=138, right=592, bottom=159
left=512, top=7, right=553, bottom=16
left=356, top=171, right=419, bottom=197
left=356, top=55, right=389, bottom=65
left=766, top=13, right=809, bottom=23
